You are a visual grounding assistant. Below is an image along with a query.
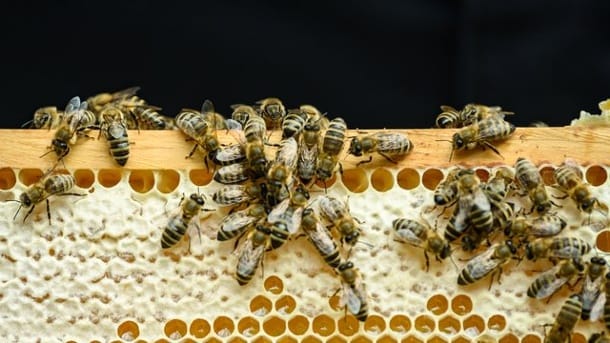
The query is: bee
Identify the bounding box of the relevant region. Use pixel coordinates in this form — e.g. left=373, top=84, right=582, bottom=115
left=392, top=218, right=451, bottom=271
left=530, top=213, right=567, bottom=237
left=605, top=272, right=610, bottom=330
left=554, top=160, right=608, bottom=215
left=336, top=261, right=369, bottom=322
left=266, top=183, right=310, bottom=250
left=230, top=104, right=257, bottom=129
left=176, top=101, right=222, bottom=169
left=316, top=117, right=347, bottom=186
left=211, top=144, right=247, bottom=166
left=544, top=294, right=582, bottom=343
left=243, top=114, right=269, bottom=178
left=457, top=240, right=517, bottom=288
left=435, top=104, right=513, bottom=128
left=212, top=183, right=265, bottom=206
left=432, top=167, right=463, bottom=208
left=161, top=193, right=214, bottom=249
left=86, top=86, right=141, bottom=115
left=297, top=117, right=323, bottom=185
left=282, top=108, right=308, bottom=139
left=47, top=96, right=96, bottom=160
left=10, top=170, right=84, bottom=224
left=318, top=195, right=361, bottom=247
left=299, top=104, right=327, bottom=127
left=589, top=332, right=610, bottom=343
left=213, top=162, right=250, bottom=185
left=527, top=258, right=585, bottom=299
left=131, top=105, right=169, bottom=130
left=217, top=203, right=267, bottom=241
left=515, top=157, right=555, bottom=214
left=483, top=167, right=514, bottom=203
left=348, top=132, right=413, bottom=166
left=235, top=224, right=271, bottom=285
left=525, top=237, right=591, bottom=261
left=98, top=106, right=130, bottom=166
left=23, top=106, right=63, bottom=129
left=580, top=257, right=607, bottom=320
left=463, top=200, right=514, bottom=252
left=266, top=137, right=299, bottom=206
left=256, top=97, right=286, bottom=129
left=301, top=207, right=341, bottom=268
left=449, top=116, right=515, bottom=161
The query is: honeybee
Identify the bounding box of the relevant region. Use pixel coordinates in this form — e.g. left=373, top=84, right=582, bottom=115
left=161, top=193, right=214, bottom=250
left=98, top=106, right=130, bottom=166
left=462, top=200, right=514, bottom=252
left=131, top=106, right=169, bottom=130
left=483, top=167, right=514, bottom=203
left=527, top=258, right=584, bottom=300
left=589, top=332, right=610, bottom=343
left=266, top=183, right=310, bottom=250
left=530, top=213, right=567, bottom=237
left=47, top=96, right=96, bottom=159
left=230, top=104, right=257, bottom=129
left=432, top=167, right=463, bottom=208
left=235, top=224, right=271, bottom=285
left=10, top=170, right=84, bottom=224
left=282, top=108, right=308, bottom=139
left=457, top=240, right=517, bottom=288
left=301, top=207, right=341, bottom=269
left=319, top=195, right=361, bottom=247
left=266, top=137, right=299, bottom=206
left=525, top=237, right=591, bottom=261
left=316, top=117, right=347, bottom=186
left=211, top=144, right=247, bottom=166
left=213, top=162, right=250, bottom=185
left=217, top=203, right=267, bottom=241
left=515, top=157, right=555, bottom=214
left=435, top=104, right=513, bottom=128
left=336, top=261, right=369, bottom=322
left=243, top=115, right=269, bottom=178
left=256, top=97, right=286, bottom=129
left=544, top=294, right=582, bottom=343
left=176, top=101, right=222, bottom=169
left=348, top=132, right=413, bottom=166
left=554, top=160, right=608, bottom=215
left=448, top=116, right=515, bottom=161
left=297, top=117, right=323, bottom=185
left=212, top=183, right=265, bottom=206
left=86, top=86, right=141, bottom=115
left=580, top=257, right=607, bottom=320
left=24, top=106, right=63, bottom=129
left=392, top=218, right=451, bottom=271
left=604, top=272, right=610, bottom=330
left=299, top=104, right=328, bottom=128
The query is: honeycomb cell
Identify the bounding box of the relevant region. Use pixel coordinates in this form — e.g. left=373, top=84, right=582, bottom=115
left=389, top=314, right=411, bottom=333
left=341, top=168, right=369, bottom=193
left=302, top=336, right=323, bottom=343
left=288, top=315, right=309, bottom=335
left=378, top=335, right=398, bottom=343
left=475, top=168, right=490, bottom=182
left=18, top=168, right=43, bottom=186
left=117, top=320, right=139, bottom=341
left=586, top=165, right=607, bottom=186
left=263, top=316, right=286, bottom=337
left=278, top=336, right=298, bottom=343
left=329, top=294, right=342, bottom=311
left=572, top=333, right=586, bottom=343
left=97, top=169, right=122, bottom=188
left=499, top=333, right=519, bottom=343
left=539, top=166, right=555, bottom=186
left=426, top=336, right=447, bottom=343
left=422, top=168, right=443, bottom=190
left=190, top=318, right=211, bottom=338
left=205, top=338, right=222, bottom=343
left=450, top=294, right=473, bottom=316
left=237, top=316, right=260, bottom=337
left=414, top=315, right=435, bottom=333
left=426, top=294, right=448, bottom=315
left=328, top=335, right=348, bottom=343
left=487, top=314, right=506, bottom=331
left=402, top=336, right=424, bottom=343
left=312, top=314, right=336, bottom=337
left=252, top=336, right=272, bottom=343
left=397, top=168, right=420, bottom=190
left=371, top=168, right=394, bottom=192
left=451, top=336, right=470, bottom=343
left=596, top=230, right=610, bottom=253
left=0, top=167, right=16, bottom=189
left=275, top=295, right=296, bottom=314
left=250, top=295, right=272, bottom=316
left=189, top=169, right=213, bottom=186
left=438, top=315, right=460, bottom=335
left=337, top=315, right=359, bottom=336
left=164, top=318, right=187, bottom=339
left=264, top=275, right=284, bottom=294
left=74, top=169, right=95, bottom=189
left=129, top=170, right=155, bottom=193
left=520, top=334, right=541, bottom=343
left=228, top=338, right=247, bottom=343
left=352, top=336, right=373, bottom=343
left=213, top=316, right=235, bottom=337
left=181, top=339, right=197, bottom=343
left=157, top=169, right=180, bottom=193
left=364, top=315, right=386, bottom=334
left=462, top=315, right=484, bottom=337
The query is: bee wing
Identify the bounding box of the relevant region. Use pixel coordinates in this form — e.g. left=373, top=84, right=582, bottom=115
left=220, top=211, right=259, bottom=233
left=305, top=222, right=337, bottom=255
left=472, top=188, right=491, bottom=211
left=112, top=86, right=140, bottom=99
left=340, top=283, right=363, bottom=316
left=318, top=196, right=345, bottom=222
left=394, top=226, right=425, bottom=247
left=65, top=96, right=81, bottom=114
left=373, top=132, right=409, bottom=152
left=267, top=198, right=291, bottom=223
left=531, top=267, right=569, bottom=299
left=288, top=207, right=304, bottom=234
left=440, top=105, right=458, bottom=113
left=463, top=245, right=501, bottom=280
left=201, top=99, right=215, bottom=114
left=589, top=290, right=606, bottom=321
left=236, top=239, right=265, bottom=275
left=581, top=274, right=603, bottom=313
left=275, top=137, right=299, bottom=169
left=214, top=144, right=246, bottom=164
left=224, top=119, right=243, bottom=131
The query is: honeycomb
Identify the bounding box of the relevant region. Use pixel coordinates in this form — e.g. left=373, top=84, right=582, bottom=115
left=1, top=130, right=609, bottom=342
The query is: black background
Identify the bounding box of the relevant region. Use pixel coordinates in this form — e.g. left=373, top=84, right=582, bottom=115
left=2, top=0, right=609, bottom=129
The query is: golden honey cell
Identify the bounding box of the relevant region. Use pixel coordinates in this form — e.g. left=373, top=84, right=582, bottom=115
left=277, top=336, right=298, bottom=343
left=18, top=168, right=43, bottom=186
left=402, top=335, right=424, bottom=343
left=0, top=167, right=16, bottom=189
left=596, top=230, right=610, bottom=253
left=520, top=334, right=541, bottom=343
left=363, top=315, right=386, bottom=334
left=378, top=335, right=399, bottom=343
left=538, top=166, right=556, bottom=186
left=73, top=169, right=95, bottom=189
left=213, top=316, right=235, bottom=336
left=97, top=169, right=122, bottom=188
left=450, top=295, right=473, bottom=316
left=341, top=168, right=369, bottom=193
left=397, top=168, right=420, bottom=189
left=389, top=314, right=411, bottom=333
left=371, top=167, right=394, bottom=192
left=252, top=335, right=272, bottom=343
left=414, top=315, right=435, bottom=333
left=438, top=315, right=460, bottom=335
left=337, top=315, right=359, bottom=336
left=117, top=320, right=140, bottom=341
left=426, top=336, right=447, bottom=343
left=586, top=165, right=607, bottom=186
left=487, top=314, right=506, bottom=331
left=188, top=168, right=213, bottom=186
left=189, top=318, right=211, bottom=338
left=302, top=335, right=323, bottom=343
left=426, top=294, right=448, bottom=316
left=163, top=319, right=187, bottom=339
left=572, top=333, right=587, bottom=343
left=250, top=295, right=273, bottom=316
left=500, top=333, right=520, bottom=343
left=422, top=168, right=443, bottom=190
left=275, top=295, right=297, bottom=314
left=288, top=315, right=310, bottom=336
left=156, top=169, right=180, bottom=193
left=263, top=275, right=284, bottom=295
left=237, top=316, right=260, bottom=337
left=312, top=314, right=336, bottom=337
left=262, top=316, right=286, bottom=337
left=129, top=170, right=155, bottom=193
left=328, top=335, right=348, bottom=343
left=352, top=335, right=373, bottom=343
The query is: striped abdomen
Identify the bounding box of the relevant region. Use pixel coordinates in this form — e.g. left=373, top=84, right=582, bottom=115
left=134, top=107, right=166, bottom=130
left=515, top=157, right=542, bottom=190
left=477, top=116, right=515, bottom=141
left=161, top=215, right=188, bottom=249
left=106, top=122, right=130, bottom=166
left=322, top=117, right=347, bottom=156
left=282, top=110, right=307, bottom=139
left=244, top=115, right=266, bottom=143
left=44, top=174, right=75, bottom=194
left=176, top=111, right=208, bottom=139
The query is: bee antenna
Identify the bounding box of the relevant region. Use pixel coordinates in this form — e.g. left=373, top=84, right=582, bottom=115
left=12, top=203, right=23, bottom=220
left=448, top=147, right=455, bottom=162
left=39, top=149, right=54, bottom=158
left=21, top=119, right=35, bottom=128
left=356, top=240, right=374, bottom=249
left=448, top=254, right=459, bottom=272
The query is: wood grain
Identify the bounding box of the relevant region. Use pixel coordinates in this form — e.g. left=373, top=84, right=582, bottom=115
left=0, top=127, right=609, bottom=170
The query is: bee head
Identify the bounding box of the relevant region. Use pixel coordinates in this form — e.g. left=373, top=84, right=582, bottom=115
left=338, top=261, right=354, bottom=271
left=190, top=193, right=205, bottom=206
left=525, top=243, right=535, bottom=260
left=52, top=138, right=69, bottom=156
left=439, top=242, right=452, bottom=259
left=436, top=115, right=454, bottom=128
left=348, top=137, right=363, bottom=156
left=505, top=240, right=517, bottom=254
left=19, top=193, right=32, bottom=207
left=452, top=133, right=465, bottom=150
left=573, top=258, right=585, bottom=272
left=345, top=231, right=360, bottom=245
left=591, top=256, right=606, bottom=265
left=536, top=202, right=551, bottom=214
left=580, top=197, right=597, bottom=213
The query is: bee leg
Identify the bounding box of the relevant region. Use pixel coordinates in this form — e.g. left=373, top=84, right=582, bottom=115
left=378, top=152, right=398, bottom=164
left=46, top=199, right=52, bottom=226
left=185, top=144, right=199, bottom=159
left=338, top=163, right=344, bottom=175
left=423, top=251, right=430, bottom=272
left=480, top=141, right=503, bottom=159
left=22, top=205, right=36, bottom=223
left=356, top=156, right=373, bottom=167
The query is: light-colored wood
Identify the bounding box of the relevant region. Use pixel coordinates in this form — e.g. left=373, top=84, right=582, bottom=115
left=0, top=127, right=609, bottom=170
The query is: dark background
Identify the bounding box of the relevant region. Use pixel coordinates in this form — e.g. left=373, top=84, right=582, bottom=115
left=2, top=0, right=609, bottom=129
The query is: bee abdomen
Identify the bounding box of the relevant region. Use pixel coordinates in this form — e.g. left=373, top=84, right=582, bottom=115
left=322, top=118, right=347, bottom=155
left=457, top=268, right=478, bottom=285
left=161, top=216, right=187, bottom=249
left=44, top=174, right=75, bottom=194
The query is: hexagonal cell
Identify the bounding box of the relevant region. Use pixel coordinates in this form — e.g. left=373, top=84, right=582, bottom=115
left=213, top=316, right=235, bottom=337
left=227, top=337, right=247, bottom=343
left=329, top=294, right=342, bottom=311
left=572, top=333, right=587, bottom=343
left=250, top=295, right=273, bottom=316
left=364, top=314, right=386, bottom=335
left=341, top=168, right=369, bottom=193
left=499, top=333, right=519, bottom=343
left=204, top=338, right=222, bottom=343
left=0, top=168, right=16, bottom=190
left=397, top=168, right=420, bottom=190
left=414, top=315, right=435, bottom=333
left=337, top=315, right=360, bottom=336
left=389, top=314, right=411, bottom=333
left=275, top=295, right=296, bottom=315
left=189, top=168, right=213, bottom=186
left=451, top=294, right=473, bottom=316
left=487, top=314, right=506, bottom=331
left=426, top=336, right=448, bottom=343
left=277, top=336, right=298, bottom=343
left=402, top=335, right=424, bottom=343
left=426, top=294, right=449, bottom=315
left=586, top=165, right=607, bottom=186
left=97, top=169, right=122, bottom=188
left=251, top=336, right=272, bottom=343
left=422, top=168, right=443, bottom=190
left=451, top=335, right=471, bottom=343
left=371, top=167, right=394, bottom=192
left=539, top=166, right=555, bottom=186
left=180, top=339, right=198, bottom=343
left=438, top=315, right=460, bottom=335
left=237, top=316, right=260, bottom=337
left=312, top=314, right=336, bottom=337
left=328, top=335, right=348, bottom=343
left=520, top=334, right=541, bottom=343
left=475, top=168, right=490, bottom=182
left=288, top=315, right=309, bottom=336
left=117, top=320, right=139, bottom=341
left=378, top=335, right=399, bottom=343
left=129, top=170, right=155, bottom=193
left=302, top=335, right=323, bottom=343
left=18, top=168, right=43, bottom=186
left=462, top=315, right=484, bottom=338
left=596, top=230, right=610, bottom=253
left=157, top=169, right=180, bottom=193
left=74, top=169, right=95, bottom=189
left=352, top=335, right=373, bottom=343
left=264, top=275, right=284, bottom=294
left=189, top=318, right=211, bottom=338
left=164, top=318, right=187, bottom=340
left=263, top=316, right=286, bottom=337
